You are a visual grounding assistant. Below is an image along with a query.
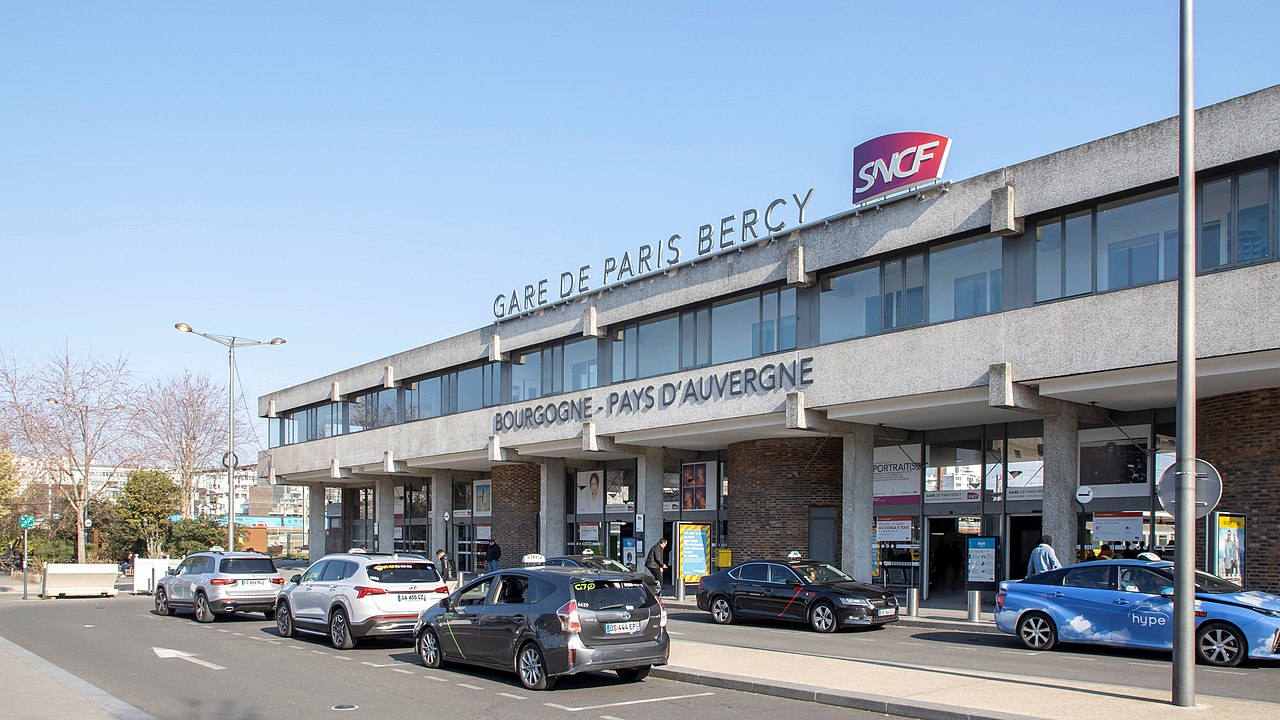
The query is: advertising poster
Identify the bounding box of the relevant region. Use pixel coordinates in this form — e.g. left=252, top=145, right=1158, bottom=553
left=605, top=470, right=634, bottom=513
left=965, top=536, right=998, bottom=586
left=681, top=461, right=717, bottom=511
left=578, top=522, right=600, bottom=542
left=1077, top=427, right=1151, bottom=499
left=473, top=479, right=492, bottom=517
left=876, top=517, right=913, bottom=543
left=1214, top=513, right=1245, bottom=586
left=576, top=470, right=605, bottom=514
left=678, top=523, right=711, bottom=584
left=874, top=445, right=922, bottom=505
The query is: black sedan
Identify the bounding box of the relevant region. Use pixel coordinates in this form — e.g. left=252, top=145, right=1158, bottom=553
left=696, top=559, right=899, bottom=632
left=543, top=554, right=661, bottom=598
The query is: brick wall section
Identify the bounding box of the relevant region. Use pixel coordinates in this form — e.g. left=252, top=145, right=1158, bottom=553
left=490, top=463, right=541, bottom=570
left=1196, top=388, right=1280, bottom=594
left=727, top=437, right=842, bottom=563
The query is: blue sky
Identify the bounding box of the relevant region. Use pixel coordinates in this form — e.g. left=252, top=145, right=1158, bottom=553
left=3, top=2, right=1279, bottom=450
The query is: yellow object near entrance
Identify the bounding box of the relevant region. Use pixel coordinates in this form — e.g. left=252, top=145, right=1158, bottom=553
left=716, top=548, right=732, bottom=568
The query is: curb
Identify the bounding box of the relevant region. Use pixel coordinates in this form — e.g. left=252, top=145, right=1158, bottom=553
left=653, top=665, right=1038, bottom=720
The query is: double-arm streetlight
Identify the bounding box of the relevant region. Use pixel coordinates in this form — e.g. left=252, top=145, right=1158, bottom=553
left=175, top=323, right=284, bottom=551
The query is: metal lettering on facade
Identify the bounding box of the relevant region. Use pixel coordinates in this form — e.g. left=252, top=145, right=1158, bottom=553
left=493, top=357, right=815, bottom=433
left=492, top=190, right=815, bottom=321
left=852, top=132, right=951, bottom=206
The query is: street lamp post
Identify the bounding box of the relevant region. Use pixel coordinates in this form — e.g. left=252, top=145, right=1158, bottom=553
left=175, top=323, right=284, bottom=551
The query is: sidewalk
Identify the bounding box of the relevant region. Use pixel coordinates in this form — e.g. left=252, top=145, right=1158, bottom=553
left=656, top=594, right=1277, bottom=720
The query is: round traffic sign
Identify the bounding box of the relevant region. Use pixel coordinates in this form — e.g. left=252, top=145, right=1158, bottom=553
left=1157, top=458, right=1222, bottom=519
left=222, top=451, right=239, bottom=468
left=1075, top=486, right=1094, bottom=504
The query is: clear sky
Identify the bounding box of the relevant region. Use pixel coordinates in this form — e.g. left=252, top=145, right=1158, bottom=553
left=3, top=3, right=1279, bottom=452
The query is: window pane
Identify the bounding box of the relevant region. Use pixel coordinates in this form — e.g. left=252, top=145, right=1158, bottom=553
left=1237, top=169, right=1271, bottom=262
left=760, top=291, right=778, bottom=354
left=418, top=377, right=442, bottom=419
left=904, top=255, right=925, bottom=325
left=1199, top=177, right=1232, bottom=270
left=1035, top=219, right=1063, bottom=302
left=778, top=287, right=797, bottom=350
left=1064, top=212, right=1093, bottom=296
left=1097, top=190, right=1177, bottom=291
left=562, top=338, right=598, bottom=391
left=819, top=265, right=881, bottom=342
left=680, top=312, right=697, bottom=368
left=457, top=366, right=483, bottom=412
left=483, top=363, right=500, bottom=406
left=711, top=294, right=759, bottom=364
left=637, top=315, right=679, bottom=377
left=695, top=309, right=710, bottom=365
left=928, top=236, right=1003, bottom=322
left=511, top=352, right=542, bottom=402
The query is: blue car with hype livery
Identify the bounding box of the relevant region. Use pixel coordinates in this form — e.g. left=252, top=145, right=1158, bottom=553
left=995, top=559, right=1280, bottom=667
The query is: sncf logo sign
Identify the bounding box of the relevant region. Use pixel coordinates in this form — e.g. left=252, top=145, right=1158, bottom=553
left=852, top=132, right=951, bottom=206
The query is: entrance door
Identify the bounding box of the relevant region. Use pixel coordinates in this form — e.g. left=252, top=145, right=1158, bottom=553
left=808, top=507, right=837, bottom=563
left=1008, top=515, right=1043, bottom=579
left=925, top=518, right=964, bottom=601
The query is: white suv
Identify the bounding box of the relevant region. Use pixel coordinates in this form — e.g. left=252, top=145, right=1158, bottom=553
left=275, top=552, right=448, bottom=649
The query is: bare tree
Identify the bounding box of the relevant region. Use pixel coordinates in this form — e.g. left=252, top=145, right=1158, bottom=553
left=0, top=347, right=138, bottom=563
left=133, top=371, right=245, bottom=517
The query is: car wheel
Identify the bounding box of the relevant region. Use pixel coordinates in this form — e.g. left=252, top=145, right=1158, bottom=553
left=154, top=588, right=173, bottom=616
left=809, top=601, right=837, bottom=633
left=417, top=628, right=445, bottom=668
left=516, top=642, right=556, bottom=691
left=194, top=593, right=216, bottom=623
left=1197, top=623, right=1246, bottom=667
left=710, top=596, right=735, bottom=625
left=276, top=602, right=296, bottom=638
left=1017, top=612, right=1058, bottom=651
left=329, top=607, right=357, bottom=650
left=263, top=608, right=276, bottom=621
left=616, top=665, right=651, bottom=682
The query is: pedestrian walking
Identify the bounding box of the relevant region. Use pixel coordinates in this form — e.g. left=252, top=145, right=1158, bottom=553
left=435, top=548, right=458, bottom=591
left=1027, top=535, right=1062, bottom=576
left=645, top=538, right=669, bottom=592
left=485, top=540, right=502, bottom=573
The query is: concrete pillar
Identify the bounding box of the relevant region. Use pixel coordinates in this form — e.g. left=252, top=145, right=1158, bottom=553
left=842, top=424, right=876, bottom=583
left=1043, top=406, right=1080, bottom=568
left=374, top=477, right=395, bottom=553
left=307, top=483, right=326, bottom=564
left=636, top=447, right=666, bottom=556
left=540, top=459, right=567, bottom=556
left=431, top=474, right=450, bottom=555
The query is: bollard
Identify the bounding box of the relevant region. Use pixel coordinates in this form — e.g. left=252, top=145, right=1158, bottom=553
left=905, top=588, right=919, bottom=617
left=967, top=590, right=981, bottom=622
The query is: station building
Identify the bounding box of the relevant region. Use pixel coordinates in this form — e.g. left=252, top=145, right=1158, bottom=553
left=259, top=85, right=1280, bottom=600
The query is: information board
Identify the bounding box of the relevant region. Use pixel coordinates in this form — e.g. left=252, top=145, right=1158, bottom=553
left=965, top=536, right=999, bottom=589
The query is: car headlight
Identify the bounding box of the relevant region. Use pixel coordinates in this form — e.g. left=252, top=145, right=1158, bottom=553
left=838, top=597, right=873, bottom=607
left=1250, top=606, right=1280, bottom=618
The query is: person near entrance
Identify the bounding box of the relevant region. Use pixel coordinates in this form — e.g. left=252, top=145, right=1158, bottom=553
left=645, top=538, right=669, bottom=592
left=436, top=549, right=458, bottom=591
left=485, top=540, right=502, bottom=573
left=1027, top=535, right=1062, bottom=576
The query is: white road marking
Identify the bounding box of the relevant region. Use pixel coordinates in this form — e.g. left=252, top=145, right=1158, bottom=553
left=1126, top=661, right=1162, bottom=667
left=899, top=641, right=926, bottom=646
left=310, top=650, right=329, bottom=655
left=422, top=675, right=449, bottom=682
left=457, top=683, right=484, bottom=690
left=361, top=662, right=397, bottom=667
left=232, top=633, right=245, bottom=637
left=601, top=716, right=628, bottom=720
left=217, top=629, right=229, bottom=633
left=1205, top=668, right=1247, bottom=676
left=83, top=625, right=95, bottom=628
left=545, top=692, right=716, bottom=712
left=497, top=692, right=526, bottom=700
left=392, top=669, right=414, bottom=675
left=152, top=647, right=226, bottom=671
left=667, top=631, right=685, bottom=636
left=999, top=650, right=1036, bottom=655
left=334, top=656, right=353, bottom=661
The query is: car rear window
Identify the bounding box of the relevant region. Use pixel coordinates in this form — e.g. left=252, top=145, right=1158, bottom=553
left=366, top=562, right=440, bottom=584
left=220, top=558, right=277, bottom=574
left=573, top=580, right=651, bottom=610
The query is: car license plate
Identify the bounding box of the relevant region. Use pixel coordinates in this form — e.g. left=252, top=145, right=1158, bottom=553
left=604, top=621, right=640, bottom=634
left=397, top=593, right=429, bottom=602
left=242, top=579, right=266, bottom=585
left=876, top=608, right=896, bottom=617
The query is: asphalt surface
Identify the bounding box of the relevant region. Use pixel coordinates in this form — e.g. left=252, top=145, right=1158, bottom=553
left=663, top=608, right=1280, bottom=704
left=0, top=594, right=886, bottom=720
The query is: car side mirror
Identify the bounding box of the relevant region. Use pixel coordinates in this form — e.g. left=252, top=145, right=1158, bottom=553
left=1159, top=587, right=1174, bottom=598
left=289, top=574, right=302, bottom=584
left=439, top=596, right=453, bottom=610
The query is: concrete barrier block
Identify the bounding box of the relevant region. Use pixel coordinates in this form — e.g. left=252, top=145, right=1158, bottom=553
left=39, top=563, right=119, bottom=598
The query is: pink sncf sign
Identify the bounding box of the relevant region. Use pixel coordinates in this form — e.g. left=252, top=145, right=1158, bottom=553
left=852, top=132, right=952, bottom=206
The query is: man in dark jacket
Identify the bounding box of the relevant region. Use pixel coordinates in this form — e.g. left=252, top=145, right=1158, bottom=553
left=645, top=538, right=668, bottom=590
left=485, top=541, right=502, bottom=573
left=436, top=549, right=457, bottom=590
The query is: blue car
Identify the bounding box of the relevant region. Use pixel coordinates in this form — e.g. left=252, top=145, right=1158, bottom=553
left=995, top=559, right=1280, bottom=667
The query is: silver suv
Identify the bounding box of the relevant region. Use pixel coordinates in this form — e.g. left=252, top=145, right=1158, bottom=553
left=275, top=552, right=448, bottom=649
left=154, top=551, right=284, bottom=622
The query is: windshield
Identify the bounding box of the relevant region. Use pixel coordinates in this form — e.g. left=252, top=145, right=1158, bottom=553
left=574, top=580, right=652, bottom=610
left=791, top=561, right=853, bottom=584
left=1151, top=567, right=1243, bottom=595
left=582, top=558, right=631, bottom=573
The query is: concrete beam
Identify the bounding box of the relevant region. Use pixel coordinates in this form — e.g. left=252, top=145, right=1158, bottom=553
left=382, top=450, right=408, bottom=474
left=329, top=459, right=352, bottom=480
left=988, top=362, right=1109, bottom=423
left=583, top=306, right=605, bottom=339
left=383, top=365, right=396, bottom=389
left=786, top=391, right=862, bottom=435
left=991, top=183, right=1024, bottom=237
left=786, top=244, right=815, bottom=287
left=581, top=421, right=648, bottom=455
left=488, top=435, right=523, bottom=463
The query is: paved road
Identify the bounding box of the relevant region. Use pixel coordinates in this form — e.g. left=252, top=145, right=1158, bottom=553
left=664, top=609, right=1280, bottom=703
left=0, top=595, right=882, bottom=720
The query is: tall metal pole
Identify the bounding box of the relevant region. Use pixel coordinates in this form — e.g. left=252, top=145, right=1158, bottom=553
left=22, top=528, right=28, bottom=601
left=1173, top=0, right=1197, bottom=706
left=227, top=343, right=236, bottom=552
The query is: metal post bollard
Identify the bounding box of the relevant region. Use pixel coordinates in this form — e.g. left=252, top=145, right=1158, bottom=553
left=905, top=588, right=919, bottom=617
left=967, top=590, right=981, bottom=622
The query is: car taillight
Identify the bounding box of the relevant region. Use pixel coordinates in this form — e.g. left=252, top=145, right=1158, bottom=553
left=557, top=599, right=581, bottom=633
left=355, top=586, right=387, bottom=599
left=270, top=577, right=285, bottom=585
left=658, top=598, right=668, bottom=628
left=995, top=592, right=1006, bottom=611
left=209, top=578, right=236, bottom=585
left=433, top=586, right=449, bottom=594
